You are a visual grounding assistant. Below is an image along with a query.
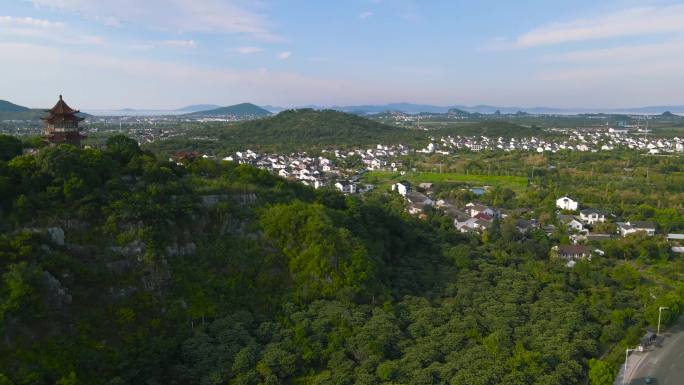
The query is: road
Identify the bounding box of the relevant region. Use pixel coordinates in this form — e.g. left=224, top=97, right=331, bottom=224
left=628, top=316, right=684, bottom=385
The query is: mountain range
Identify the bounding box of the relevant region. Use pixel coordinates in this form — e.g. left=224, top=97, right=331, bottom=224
left=2, top=99, right=684, bottom=120
left=263, top=103, right=684, bottom=115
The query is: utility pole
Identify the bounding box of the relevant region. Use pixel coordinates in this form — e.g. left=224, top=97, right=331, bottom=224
left=657, top=306, right=669, bottom=336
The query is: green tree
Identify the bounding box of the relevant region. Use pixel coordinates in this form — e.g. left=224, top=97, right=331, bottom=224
left=106, top=135, right=142, bottom=164
left=0, top=135, right=22, bottom=161
left=588, top=359, right=614, bottom=385
left=260, top=202, right=374, bottom=301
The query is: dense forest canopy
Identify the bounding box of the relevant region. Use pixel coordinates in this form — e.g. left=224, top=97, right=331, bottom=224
left=0, top=135, right=683, bottom=385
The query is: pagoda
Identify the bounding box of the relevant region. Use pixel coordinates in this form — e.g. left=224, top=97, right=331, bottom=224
left=42, top=95, right=85, bottom=147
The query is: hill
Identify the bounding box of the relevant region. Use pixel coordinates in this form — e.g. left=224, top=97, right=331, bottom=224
left=175, top=104, right=222, bottom=113
left=0, top=100, right=43, bottom=121
left=185, top=102, right=271, bottom=117
left=0, top=100, right=91, bottom=121
left=154, top=108, right=427, bottom=153
left=200, top=109, right=424, bottom=149
left=0, top=100, right=30, bottom=113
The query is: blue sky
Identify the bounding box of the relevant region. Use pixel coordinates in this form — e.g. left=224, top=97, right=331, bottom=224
left=2, top=0, right=684, bottom=109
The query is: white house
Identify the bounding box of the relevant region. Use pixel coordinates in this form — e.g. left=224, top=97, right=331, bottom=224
left=455, top=217, right=492, bottom=233
left=391, top=181, right=411, bottom=197
left=466, top=203, right=495, bottom=218
left=617, top=221, right=656, bottom=237
left=405, top=192, right=434, bottom=207
left=556, top=196, right=579, bottom=211
left=580, top=209, right=607, bottom=224
left=335, top=180, right=357, bottom=194
left=559, top=215, right=585, bottom=232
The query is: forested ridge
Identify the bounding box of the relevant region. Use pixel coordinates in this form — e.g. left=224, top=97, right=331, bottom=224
left=0, top=134, right=683, bottom=385
left=148, top=109, right=427, bottom=154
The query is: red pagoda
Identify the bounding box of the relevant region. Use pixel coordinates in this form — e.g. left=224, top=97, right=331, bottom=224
left=42, top=95, right=85, bottom=147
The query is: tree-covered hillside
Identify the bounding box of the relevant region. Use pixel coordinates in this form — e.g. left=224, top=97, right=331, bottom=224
left=0, top=101, right=30, bottom=113
left=0, top=134, right=683, bottom=385
left=149, top=109, right=427, bottom=154
left=0, top=100, right=45, bottom=121
left=0, top=100, right=90, bottom=122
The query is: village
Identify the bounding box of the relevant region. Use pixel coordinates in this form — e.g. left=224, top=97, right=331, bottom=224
left=186, top=134, right=684, bottom=267
left=201, top=125, right=683, bottom=198
left=390, top=184, right=684, bottom=264
left=424, top=127, right=684, bottom=154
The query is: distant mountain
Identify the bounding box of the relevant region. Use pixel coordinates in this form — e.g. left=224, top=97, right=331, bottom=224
left=185, top=103, right=272, bottom=118
left=175, top=104, right=222, bottom=113
left=614, top=106, right=684, bottom=114
left=335, top=103, right=452, bottom=115
left=271, top=103, right=684, bottom=115
left=0, top=100, right=30, bottom=113
left=261, top=105, right=287, bottom=113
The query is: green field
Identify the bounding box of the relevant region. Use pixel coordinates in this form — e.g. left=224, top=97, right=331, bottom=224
left=362, top=171, right=528, bottom=190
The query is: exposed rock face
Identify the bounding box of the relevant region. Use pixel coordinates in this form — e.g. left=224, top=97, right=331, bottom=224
left=141, top=259, right=171, bottom=292
left=166, top=242, right=197, bottom=257
left=201, top=193, right=257, bottom=208
left=47, top=227, right=65, bottom=246
left=201, top=194, right=226, bottom=208
left=233, top=193, right=257, bottom=206
left=108, top=286, right=138, bottom=300
left=111, top=240, right=146, bottom=259
left=106, top=260, right=133, bottom=274
left=42, top=271, right=72, bottom=310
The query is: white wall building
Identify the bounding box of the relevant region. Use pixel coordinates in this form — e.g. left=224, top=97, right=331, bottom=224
left=556, top=196, right=579, bottom=211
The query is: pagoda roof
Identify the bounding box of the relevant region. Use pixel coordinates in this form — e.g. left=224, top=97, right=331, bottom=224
left=42, top=95, right=83, bottom=121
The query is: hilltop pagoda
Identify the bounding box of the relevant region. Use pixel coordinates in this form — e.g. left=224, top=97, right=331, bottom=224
left=42, top=95, right=85, bottom=147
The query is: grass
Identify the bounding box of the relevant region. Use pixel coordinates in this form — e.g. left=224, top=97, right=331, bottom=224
left=362, top=171, right=528, bottom=190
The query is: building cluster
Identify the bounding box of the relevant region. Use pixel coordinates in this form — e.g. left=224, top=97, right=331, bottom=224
left=423, top=128, right=684, bottom=154
left=387, top=185, right=682, bottom=266
left=555, top=195, right=659, bottom=239
left=218, top=144, right=410, bottom=193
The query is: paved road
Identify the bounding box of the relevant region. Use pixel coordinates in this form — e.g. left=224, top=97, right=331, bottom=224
left=628, top=317, right=684, bottom=385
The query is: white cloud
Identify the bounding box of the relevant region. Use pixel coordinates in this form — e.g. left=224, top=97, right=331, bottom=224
left=30, top=0, right=283, bottom=41
left=162, top=39, right=197, bottom=48
left=0, top=15, right=64, bottom=28
left=503, top=4, right=684, bottom=49
left=539, top=40, right=684, bottom=63
left=279, top=51, right=292, bottom=60
left=235, top=46, right=262, bottom=54
left=359, top=11, right=374, bottom=19
left=0, top=15, right=103, bottom=45
left=0, top=42, right=358, bottom=109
